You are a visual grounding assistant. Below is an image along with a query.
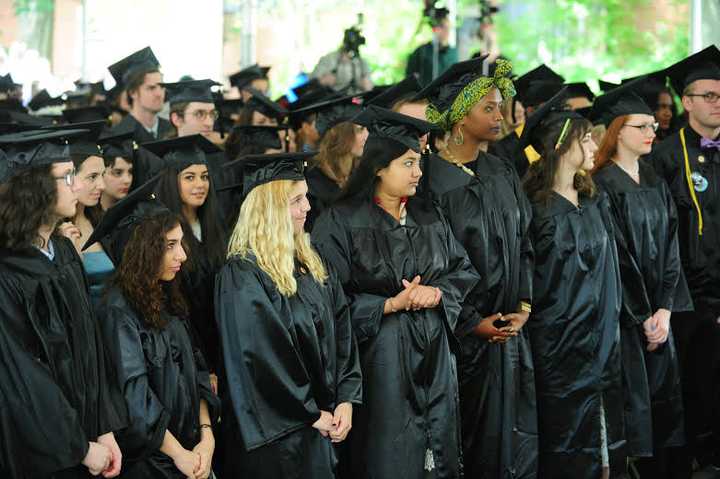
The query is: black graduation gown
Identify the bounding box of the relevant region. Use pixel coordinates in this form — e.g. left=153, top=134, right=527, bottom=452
left=180, top=236, right=222, bottom=374
left=651, top=126, right=720, bottom=458
left=0, top=237, right=127, bottom=478
left=306, top=166, right=341, bottom=233
left=527, top=192, right=626, bottom=478
left=109, top=113, right=173, bottom=145
left=215, top=256, right=362, bottom=479
left=425, top=152, right=538, bottom=479
left=313, top=198, right=479, bottom=479
left=595, top=162, right=693, bottom=457
left=488, top=130, right=531, bottom=178
left=99, top=286, right=220, bottom=478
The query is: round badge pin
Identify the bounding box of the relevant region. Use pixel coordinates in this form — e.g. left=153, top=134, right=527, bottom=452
left=698, top=155, right=706, bottom=164
left=691, top=171, right=709, bottom=192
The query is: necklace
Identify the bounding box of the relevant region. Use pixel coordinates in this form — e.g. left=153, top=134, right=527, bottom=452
left=615, top=160, right=640, bottom=181
left=441, top=147, right=476, bottom=177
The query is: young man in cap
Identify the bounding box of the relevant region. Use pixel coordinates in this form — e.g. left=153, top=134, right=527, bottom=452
left=108, top=47, right=172, bottom=143
left=652, top=45, right=720, bottom=475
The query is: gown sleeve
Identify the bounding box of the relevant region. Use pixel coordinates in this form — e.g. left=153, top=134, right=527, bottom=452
left=185, top=320, right=221, bottom=424
left=327, top=268, right=363, bottom=406
left=101, top=304, right=172, bottom=460
left=0, top=279, right=89, bottom=475
left=658, top=180, right=689, bottom=312
left=313, top=208, right=388, bottom=343
left=514, top=170, right=535, bottom=304
left=215, top=259, right=321, bottom=451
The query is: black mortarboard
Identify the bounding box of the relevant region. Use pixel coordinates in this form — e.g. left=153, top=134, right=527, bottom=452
left=82, top=174, right=169, bottom=263
left=0, top=109, right=52, bottom=130
left=99, top=129, right=136, bottom=160
left=292, top=78, right=325, bottom=99
left=290, top=94, right=363, bottom=137
left=229, top=64, right=271, bottom=90
left=367, top=74, right=423, bottom=109
left=61, top=105, right=112, bottom=124
left=229, top=125, right=286, bottom=151
left=244, top=87, right=288, bottom=121
left=518, top=87, right=583, bottom=153
left=590, top=77, right=654, bottom=126
left=666, top=45, right=720, bottom=96
left=565, top=82, right=595, bottom=101
left=352, top=105, right=437, bottom=152
left=598, top=80, right=620, bottom=92
left=412, top=55, right=490, bottom=110
left=513, top=64, right=565, bottom=104
left=142, top=134, right=221, bottom=171
left=27, top=89, right=65, bottom=111
left=0, top=74, right=20, bottom=93
left=108, top=47, right=161, bottom=87
left=288, top=87, right=339, bottom=128
left=521, top=80, right=566, bottom=108
left=228, top=152, right=313, bottom=196
left=162, top=79, right=221, bottom=105
left=0, top=128, right=89, bottom=183
left=41, top=120, right=106, bottom=157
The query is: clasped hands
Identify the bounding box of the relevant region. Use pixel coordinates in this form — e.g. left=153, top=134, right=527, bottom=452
left=385, top=275, right=442, bottom=314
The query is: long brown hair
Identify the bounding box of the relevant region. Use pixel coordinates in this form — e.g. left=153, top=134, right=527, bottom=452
left=523, top=117, right=596, bottom=203
left=593, top=115, right=628, bottom=172
left=312, top=121, right=358, bottom=186
left=112, top=210, right=188, bottom=328
left=0, top=165, right=59, bottom=250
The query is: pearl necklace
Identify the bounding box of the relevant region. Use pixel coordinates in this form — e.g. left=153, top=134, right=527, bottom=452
left=441, top=147, right=476, bottom=177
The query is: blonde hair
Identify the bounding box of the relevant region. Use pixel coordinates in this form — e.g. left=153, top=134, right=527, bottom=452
left=227, top=180, right=327, bottom=296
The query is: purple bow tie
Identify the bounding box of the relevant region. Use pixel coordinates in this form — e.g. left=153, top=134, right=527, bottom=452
left=700, top=137, right=720, bottom=150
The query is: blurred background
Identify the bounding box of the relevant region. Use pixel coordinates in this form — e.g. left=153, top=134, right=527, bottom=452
left=0, top=0, right=716, bottom=102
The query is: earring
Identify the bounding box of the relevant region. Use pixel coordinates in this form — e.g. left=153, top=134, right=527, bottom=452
left=453, top=126, right=464, bottom=146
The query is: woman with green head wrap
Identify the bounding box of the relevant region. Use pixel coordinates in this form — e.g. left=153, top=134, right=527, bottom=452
left=414, top=56, right=539, bottom=478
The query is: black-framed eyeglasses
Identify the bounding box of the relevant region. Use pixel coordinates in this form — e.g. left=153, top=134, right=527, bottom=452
left=686, top=92, right=720, bottom=104
left=186, top=109, right=219, bottom=121
left=53, top=169, right=76, bottom=187
left=623, top=122, right=659, bottom=134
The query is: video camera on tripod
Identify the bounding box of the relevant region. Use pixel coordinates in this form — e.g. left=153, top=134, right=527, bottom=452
left=342, top=23, right=366, bottom=58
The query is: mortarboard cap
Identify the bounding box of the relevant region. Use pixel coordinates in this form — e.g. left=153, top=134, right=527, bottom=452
left=665, top=45, right=720, bottom=96
left=229, top=64, right=271, bottom=90
left=142, top=134, right=221, bottom=171
left=352, top=105, right=438, bottom=152
left=162, top=79, right=221, bottom=105
left=27, top=89, right=65, bottom=111
left=100, top=129, right=136, bottom=161
left=0, top=128, right=89, bottom=183
left=412, top=55, right=489, bottom=110
left=518, top=87, right=584, bottom=153
left=565, top=82, right=595, bottom=101
left=590, top=77, right=654, bottom=127
left=227, top=152, right=313, bottom=196
left=82, top=174, right=169, bottom=263
left=108, top=47, right=161, bottom=87
left=367, top=74, right=423, bottom=109
left=41, top=120, right=107, bottom=157
left=61, top=105, right=112, bottom=124
left=244, top=87, right=288, bottom=121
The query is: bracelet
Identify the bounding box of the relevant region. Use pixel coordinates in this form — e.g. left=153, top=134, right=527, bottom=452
left=200, top=424, right=212, bottom=429
left=387, top=298, right=397, bottom=313
left=519, top=301, right=532, bottom=314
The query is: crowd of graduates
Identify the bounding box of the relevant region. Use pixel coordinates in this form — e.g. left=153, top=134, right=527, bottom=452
left=0, top=35, right=719, bottom=479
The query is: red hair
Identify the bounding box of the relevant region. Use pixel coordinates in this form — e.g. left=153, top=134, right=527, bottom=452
left=593, top=115, right=629, bottom=173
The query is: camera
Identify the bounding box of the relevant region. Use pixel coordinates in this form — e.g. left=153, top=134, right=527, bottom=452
left=342, top=26, right=366, bottom=57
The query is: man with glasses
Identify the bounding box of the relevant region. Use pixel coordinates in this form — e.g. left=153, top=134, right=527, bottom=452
left=652, top=45, right=720, bottom=476
left=165, top=79, right=222, bottom=139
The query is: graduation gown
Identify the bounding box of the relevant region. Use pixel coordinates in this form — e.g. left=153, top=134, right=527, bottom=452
left=0, top=237, right=127, bottom=478
left=595, top=162, right=693, bottom=457
left=109, top=113, right=173, bottom=145
left=425, top=152, right=538, bottom=479
left=527, top=192, right=626, bottom=478
left=305, top=166, right=341, bottom=233
left=215, top=255, right=362, bottom=479
left=99, top=286, right=219, bottom=478
left=313, top=198, right=479, bottom=479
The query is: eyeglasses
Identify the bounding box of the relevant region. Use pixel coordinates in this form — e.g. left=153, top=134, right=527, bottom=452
left=53, top=169, right=76, bottom=187
left=686, top=92, right=720, bottom=104
left=186, top=109, right=219, bottom=121
left=623, top=122, right=659, bottom=134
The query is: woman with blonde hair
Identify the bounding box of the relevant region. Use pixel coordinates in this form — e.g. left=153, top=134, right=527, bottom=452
left=215, top=152, right=362, bottom=478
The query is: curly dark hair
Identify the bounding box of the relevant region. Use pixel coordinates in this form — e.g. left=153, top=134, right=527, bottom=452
left=112, top=210, right=188, bottom=329
left=0, top=165, right=58, bottom=250
left=523, top=117, right=596, bottom=204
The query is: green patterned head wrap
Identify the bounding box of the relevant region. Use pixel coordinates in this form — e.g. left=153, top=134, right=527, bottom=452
left=426, top=59, right=516, bottom=131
